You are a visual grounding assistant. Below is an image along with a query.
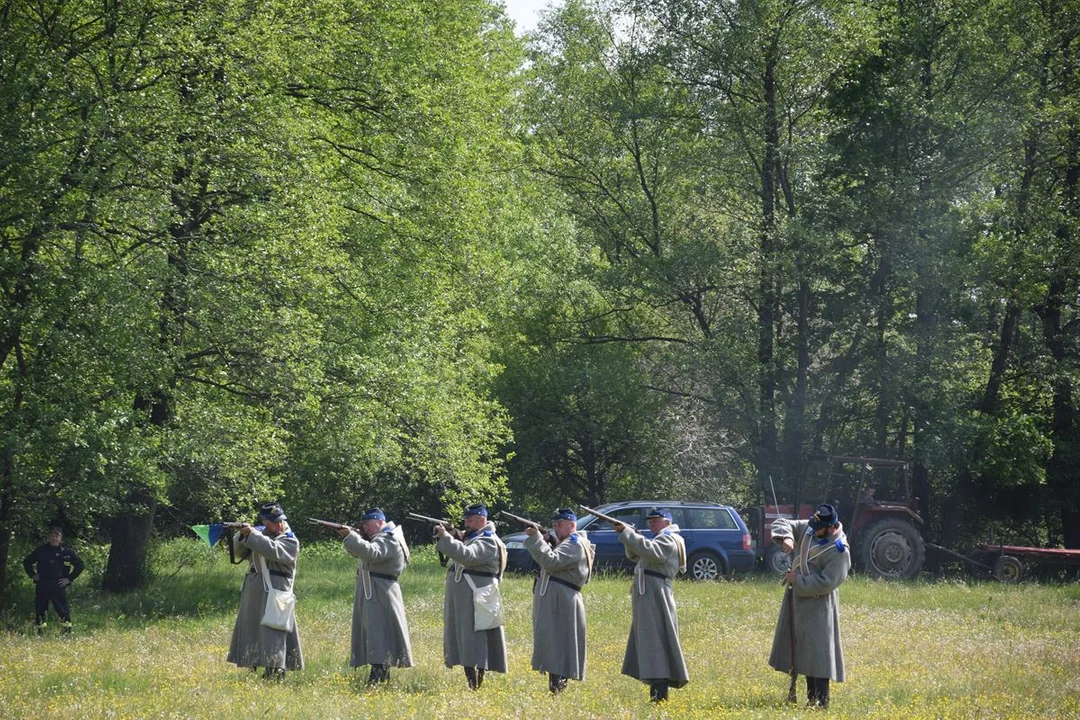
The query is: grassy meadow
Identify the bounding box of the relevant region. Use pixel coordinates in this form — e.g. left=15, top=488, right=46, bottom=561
left=1, top=539, right=1077, bottom=719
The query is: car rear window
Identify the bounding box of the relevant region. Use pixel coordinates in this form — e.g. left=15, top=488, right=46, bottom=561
left=684, top=507, right=739, bottom=530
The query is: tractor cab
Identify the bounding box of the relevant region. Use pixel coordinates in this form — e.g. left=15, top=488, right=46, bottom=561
left=745, top=455, right=927, bottom=579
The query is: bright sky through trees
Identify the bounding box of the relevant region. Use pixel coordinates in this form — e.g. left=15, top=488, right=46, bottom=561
left=501, top=0, right=548, bottom=33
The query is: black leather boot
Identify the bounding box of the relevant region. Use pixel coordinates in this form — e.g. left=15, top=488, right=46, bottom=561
left=464, top=666, right=478, bottom=690
left=816, top=678, right=830, bottom=709
left=649, top=681, right=669, bottom=702
left=806, top=676, right=818, bottom=707
left=367, top=664, right=389, bottom=685
left=548, top=673, right=568, bottom=693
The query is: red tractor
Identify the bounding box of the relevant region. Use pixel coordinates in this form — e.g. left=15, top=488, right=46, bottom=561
left=742, top=456, right=927, bottom=580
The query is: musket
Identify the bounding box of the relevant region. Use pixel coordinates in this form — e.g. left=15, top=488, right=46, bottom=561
left=220, top=522, right=250, bottom=565
left=308, top=518, right=359, bottom=533
left=578, top=504, right=634, bottom=530
left=499, top=510, right=559, bottom=547
left=498, top=510, right=544, bottom=530
left=786, top=580, right=797, bottom=703
left=406, top=512, right=463, bottom=548
left=405, top=512, right=454, bottom=528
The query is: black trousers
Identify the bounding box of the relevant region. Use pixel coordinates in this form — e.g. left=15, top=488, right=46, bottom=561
left=34, top=585, right=70, bottom=625
left=806, top=676, right=831, bottom=707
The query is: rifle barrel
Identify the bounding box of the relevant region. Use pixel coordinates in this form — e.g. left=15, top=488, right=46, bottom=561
left=498, top=510, right=543, bottom=528
left=406, top=512, right=452, bottom=526
left=309, top=518, right=351, bottom=531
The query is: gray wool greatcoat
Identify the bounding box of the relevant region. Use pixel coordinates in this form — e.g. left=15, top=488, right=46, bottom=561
left=342, top=523, right=414, bottom=669
left=435, top=522, right=508, bottom=673
left=618, top=525, right=690, bottom=687
left=524, top=530, right=594, bottom=680
left=226, top=525, right=304, bottom=670
left=768, top=518, right=850, bottom=681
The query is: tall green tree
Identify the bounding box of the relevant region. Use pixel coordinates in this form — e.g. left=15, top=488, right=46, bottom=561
left=275, top=0, right=528, bottom=521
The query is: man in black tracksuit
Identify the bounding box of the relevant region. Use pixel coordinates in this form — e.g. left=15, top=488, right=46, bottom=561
left=23, top=526, right=84, bottom=634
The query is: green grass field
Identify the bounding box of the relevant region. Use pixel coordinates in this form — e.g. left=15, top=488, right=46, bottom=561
left=1, top=540, right=1077, bottom=719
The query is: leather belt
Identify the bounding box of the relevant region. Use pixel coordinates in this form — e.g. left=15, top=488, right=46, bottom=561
left=548, top=576, right=582, bottom=592
left=642, top=569, right=670, bottom=581
left=368, top=571, right=398, bottom=582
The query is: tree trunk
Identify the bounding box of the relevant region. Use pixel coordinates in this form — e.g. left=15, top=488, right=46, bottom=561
left=0, top=444, right=13, bottom=596
left=871, top=238, right=893, bottom=457
left=1038, top=277, right=1080, bottom=548
left=756, top=43, right=781, bottom=503
left=101, top=488, right=157, bottom=592
left=1041, top=19, right=1080, bottom=547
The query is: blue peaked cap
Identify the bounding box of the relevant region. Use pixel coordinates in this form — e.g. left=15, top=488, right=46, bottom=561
left=259, top=502, right=287, bottom=522
left=809, top=504, right=839, bottom=529
left=647, top=507, right=673, bottom=521
left=361, top=507, right=386, bottom=522
left=464, top=503, right=488, bottom=518
left=551, top=508, right=576, bottom=522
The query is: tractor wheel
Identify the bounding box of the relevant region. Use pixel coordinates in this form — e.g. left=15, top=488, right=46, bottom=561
left=993, top=555, right=1023, bottom=583
left=688, top=551, right=725, bottom=581
left=858, top=518, right=926, bottom=579
left=765, top=544, right=792, bottom=575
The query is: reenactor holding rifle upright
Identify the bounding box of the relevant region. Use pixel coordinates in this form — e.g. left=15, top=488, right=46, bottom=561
left=432, top=503, right=508, bottom=690
left=523, top=507, right=594, bottom=693
left=768, top=503, right=850, bottom=709
left=596, top=505, right=689, bottom=702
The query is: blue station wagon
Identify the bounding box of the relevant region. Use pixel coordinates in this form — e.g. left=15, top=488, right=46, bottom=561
left=503, top=500, right=756, bottom=580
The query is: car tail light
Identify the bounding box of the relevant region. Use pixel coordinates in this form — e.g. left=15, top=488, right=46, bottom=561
left=742, top=533, right=752, bottom=551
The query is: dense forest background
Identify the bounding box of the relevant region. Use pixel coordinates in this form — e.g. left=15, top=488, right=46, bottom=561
left=1, top=0, right=1077, bottom=593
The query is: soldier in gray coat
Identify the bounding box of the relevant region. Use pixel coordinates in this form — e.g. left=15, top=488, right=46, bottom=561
left=613, top=507, right=689, bottom=702
left=434, top=503, right=508, bottom=690
left=337, top=507, right=414, bottom=685
left=227, top=503, right=304, bottom=679
left=524, top=507, right=595, bottom=693
left=768, top=503, right=850, bottom=708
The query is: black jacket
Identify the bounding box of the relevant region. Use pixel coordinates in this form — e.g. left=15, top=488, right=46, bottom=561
left=23, top=544, right=84, bottom=585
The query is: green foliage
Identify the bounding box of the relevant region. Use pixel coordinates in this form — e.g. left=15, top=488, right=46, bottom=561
left=2, top=0, right=1079, bottom=596
left=516, top=0, right=1080, bottom=547
left=0, top=0, right=531, bottom=591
